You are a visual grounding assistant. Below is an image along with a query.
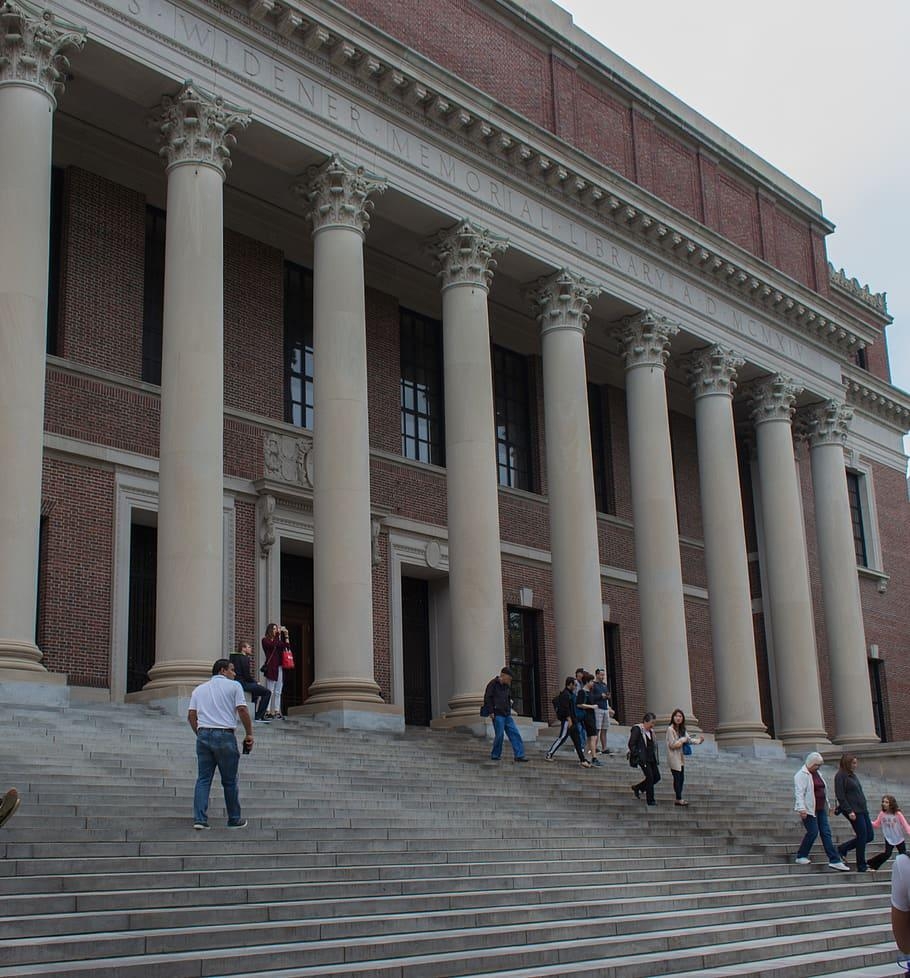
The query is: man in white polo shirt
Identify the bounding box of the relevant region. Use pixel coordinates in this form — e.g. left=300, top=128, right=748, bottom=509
left=892, top=852, right=910, bottom=953
left=187, top=658, right=254, bottom=830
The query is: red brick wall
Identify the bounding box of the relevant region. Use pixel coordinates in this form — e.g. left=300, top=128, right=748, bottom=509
left=652, top=129, right=700, bottom=221
left=234, top=499, right=257, bottom=648
left=372, top=527, right=392, bottom=702
left=575, top=80, right=634, bottom=180
left=773, top=209, right=814, bottom=289
left=717, top=172, right=761, bottom=255
left=366, top=289, right=402, bottom=455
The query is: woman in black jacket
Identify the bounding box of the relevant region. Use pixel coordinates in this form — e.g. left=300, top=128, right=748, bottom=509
left=544, top=677, right=590, bottom=767
left=628, top=712, right=660, bottom=806
left=834, top=753, right=873, bottom=872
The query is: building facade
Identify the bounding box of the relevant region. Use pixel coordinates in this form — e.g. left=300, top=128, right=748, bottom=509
left=1, top=0, right=908, bottom=752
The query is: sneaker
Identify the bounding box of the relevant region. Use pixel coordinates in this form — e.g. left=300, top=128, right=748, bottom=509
left=193, top=822, right=210, bottom=831
left=794, top=857, right=811, bottom=865
left=827, top=860, right=850, bottom=872
left=227, top=819, right=248, bottom=829
left=514, top=757, right=529, bottom=763
left=544, top=754, right=555, bottom=762
left=0, top=788, right=21, bottom=828
left=590, top=758, right=603, bottom=766
left=580, top=761, right=592, bottom=768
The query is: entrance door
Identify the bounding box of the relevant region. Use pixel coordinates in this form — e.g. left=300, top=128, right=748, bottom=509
left=280, top=552, right=314, bottom=712
left=604, top=622, right=622, bottom=724
left=127, top=523, right=157, bottom=694
left=402, top=577, right=432, bottom=726
left=507, top=607, right=541, bottom=720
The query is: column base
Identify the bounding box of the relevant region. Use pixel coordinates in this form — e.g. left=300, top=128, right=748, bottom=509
left=831, top=733, right=882, bottom=748
left=126, top=683, right=200, bottom=717
left=778, top=729, right=833, bottom=755
left=290, top=698, right=404, bottom=733
left=143, top=659, right=213, bottom=692
left=715, top=733, right=787, bottom=759
left=0, top=639, right=49, bottom=675
left=0, top=666, right=69, bottom=707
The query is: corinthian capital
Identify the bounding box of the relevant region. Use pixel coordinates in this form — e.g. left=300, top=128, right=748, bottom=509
left=744, top=373, right=803, bottom=426
left=429, top=219, right=509, bottom=292
left=618, top=310, right=679, bottom=370
left=684, top=344, right=745, bottom=399
left=795, top=399, right=853, bottom=448
left=150, top=81, right=251, bottom=176
left=0, top=0, right=85, bottom=100
left=526, top=268, right=602, bottom=336
left=298, top=154, right=387, bottom=235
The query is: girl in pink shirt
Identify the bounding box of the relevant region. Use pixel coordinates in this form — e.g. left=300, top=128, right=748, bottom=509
left=869, top=795, right=910, bottom=872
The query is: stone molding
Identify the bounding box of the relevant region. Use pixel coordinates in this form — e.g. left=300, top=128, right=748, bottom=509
left=429, top=218, right=509, bottom=292
left=297, top=152, right=387, bottom=235
left=526, top=268, right=601, bottom=336
left=843, top=367, right=910, bottom=431
left=829, top=262, right=888, bottom=317
left=618, top=309, right=679, bottom=370
left=744, top=374, right=804, bottom=426
left=0, top=0, right=85, bottom=99
left=263, top=431, right=313, bottom=489
left=150, top=80, right=251, bottom=175
left=683, top=344, right=744, bottom=399
left=257, top=493, right=276, bottom=557
left=795, top=399, right=853, bottom=448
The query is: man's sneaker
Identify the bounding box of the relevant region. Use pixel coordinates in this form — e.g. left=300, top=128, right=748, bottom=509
left=227, top=819, right=248, bottom=829
left=193, top=823, right=210, bottom=831
left=544, top=754, right=555, bottom=762
left=514, top=757, right=529, bottom=763
left=794, top=857, right=811, bottom=865
left=590, top=757, right=603, bottom=766
left=827, top=860, right=850, bottom=872
left=580, top=760, right=592, bottom=768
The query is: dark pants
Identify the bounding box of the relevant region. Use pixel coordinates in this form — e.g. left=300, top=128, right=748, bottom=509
left=633, top=761, right=661, bottom=804
left=240, top=680, right=271, bottom=720
left=868, top=840, right=907, bottom=871
left=671, top=768, right=685, bottom=801
left=838, top=812, right=874, bottom=870
left=545, top=720, right=586, bottom=762
left=797, top=808, right=840, bottom=862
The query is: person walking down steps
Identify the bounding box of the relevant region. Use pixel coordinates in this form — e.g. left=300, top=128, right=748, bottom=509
left=544, top=677, right=590, bottom=767
left=483, top=667, right=527, bottom=763
left=793, top=752, right=850, bottom=872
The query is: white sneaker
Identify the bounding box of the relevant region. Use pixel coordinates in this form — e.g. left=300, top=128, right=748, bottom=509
left=794, top=857, right=811, bottom=865
left=827, top=860, right=850, bottom=872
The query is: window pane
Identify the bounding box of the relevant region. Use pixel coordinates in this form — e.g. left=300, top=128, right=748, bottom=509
left=493, top=344, right=533, bottom=491
left=400, top=309, right=445, bottom=465
left=284, top=261, right=314, bottom=429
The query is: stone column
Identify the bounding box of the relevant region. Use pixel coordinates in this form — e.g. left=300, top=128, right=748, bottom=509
left=294, top=155, right=400, bottom=730
left=429, top=220, right=509, bottom=722
left=798, top=400, right=878, bottom=745
left=745, top=375, right=829, bottom=750
left=684, top=346, right=775, bottom=753
left=138, top=83, right=250, bottom=706
left=528, top=269, right=604, bottom=683
left=0, top=2, right=83, bottom=699
left=619, top=311, right=694, bottom=722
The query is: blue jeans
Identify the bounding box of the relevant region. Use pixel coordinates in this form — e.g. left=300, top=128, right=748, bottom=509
left=193, top=729, right=242, bottom=825
left=797, top=808, right=840, bottom=862
left=838, top=811, right=874, bottom=870
left=491, top=714, right=524, bottom=760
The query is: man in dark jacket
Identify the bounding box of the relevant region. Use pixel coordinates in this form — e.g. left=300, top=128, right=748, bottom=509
left=544, top=677, right=589, bottom=765
left=230, top=642, right=271, bottom=722
left=628, top=712, right=661, bottom=805
left=483, top=667, right=527, bottom=762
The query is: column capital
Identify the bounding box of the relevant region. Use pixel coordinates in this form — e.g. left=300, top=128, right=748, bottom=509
left=795, top=398, right=853, bottom=448
left=429, top=218, right=509, bottom=292
left=618, top=309, right=679, bottom=369
left=684, top=344, right=745, bottom=399
left=526, top=268, right=601, bottom=336
left=0, top=0, right=85, bottom=101
left=150, top=81, right=250, bottom=177
left=744, top=373, right=804, bottom=425
left=298, top=153, right=387, bottom=236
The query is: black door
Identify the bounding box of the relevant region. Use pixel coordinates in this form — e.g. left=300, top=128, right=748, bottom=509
left=868, top=658, right=887, bottom=742
left=127, top=523, right=157, bottom=694
left=507, top=607, right=541, bottom=721
left=280, top=552, right=314, bottom=714
left=604, top=623, right=622, bottom=724
left=402, top=577, right=432, bottom=726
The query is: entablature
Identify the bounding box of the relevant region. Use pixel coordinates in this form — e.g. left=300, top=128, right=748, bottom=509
left=843, top=365, right=910, bottom=433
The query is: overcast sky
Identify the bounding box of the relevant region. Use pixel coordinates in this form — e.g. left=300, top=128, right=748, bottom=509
left=554, top=0, right=909, bottom=411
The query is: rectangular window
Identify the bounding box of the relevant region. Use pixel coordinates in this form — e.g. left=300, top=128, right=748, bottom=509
left=47, top=167, right=65, bottom=356
left=493, top=345, right=533, bottom=491
left=283, top=261, right=314, bottom=429
left=854, top=347, right=868, bottom=371
left=400, top=309, right=445, bottom=465
left=588, top=383, right=615, bottom=515
left=141, top=206, right=166, bottom=385
left=868, top=658, right=888, bottom=742
left=846, top=471, right=868, bottom=567
left=35, top=515, right=49, bottom=645
left=507, top=607, right=541, bottom=721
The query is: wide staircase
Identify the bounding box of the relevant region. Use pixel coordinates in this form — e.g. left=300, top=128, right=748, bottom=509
left=0, top=703, right=905, bottom=977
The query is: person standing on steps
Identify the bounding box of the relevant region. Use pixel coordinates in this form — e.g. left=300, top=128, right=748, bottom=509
left=576, top=673, right=601, bottom=766
left=793, top=752, right=850, bottom=871
left=261, top=623, right=291, bottom=719
left=483, top=667, right=527, bottom=763
left=187, top=658, right=253, bottom=830
left=869, top=795, right=910, bottom=872
left=230, top=640, right=271, bottom=723
left=592, top=668, right=614, bottom=755
left=628, top=712, right=661, bottom=806
left=834, top=753, right=873, bottom=872
left=544, top=677, right=590, bottom=767
left=666, top=708, right=703, bottom=807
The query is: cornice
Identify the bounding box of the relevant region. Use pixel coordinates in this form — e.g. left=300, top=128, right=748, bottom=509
left=828, top=262, right=889, bottom=320
left=206, top=0, right=874, bottom=359
left=842, top=365, right=910, bottom=432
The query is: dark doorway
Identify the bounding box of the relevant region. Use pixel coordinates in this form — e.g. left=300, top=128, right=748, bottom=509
left=868, top=658, right=888, bottom=743
left=280, top=552, right=314, bottom=713
left=604, top=623, right=623, bottom=724
left=127, top=523, right=157, bottom=694
left=402, top=577, right=432, bottom=725
left=507, top=607, right=541, bottom=720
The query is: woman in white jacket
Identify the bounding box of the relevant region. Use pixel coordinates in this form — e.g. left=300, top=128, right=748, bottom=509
left=793, top=752, right=850, bottom=871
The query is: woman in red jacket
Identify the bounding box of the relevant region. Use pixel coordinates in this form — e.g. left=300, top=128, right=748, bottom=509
left=261, top=623, right=291, bottom=719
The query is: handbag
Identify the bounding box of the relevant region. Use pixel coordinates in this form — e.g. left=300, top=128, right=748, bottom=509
left=281, top=648, right=295, bottom=669
left=683, top=742, right=693, bottom=756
